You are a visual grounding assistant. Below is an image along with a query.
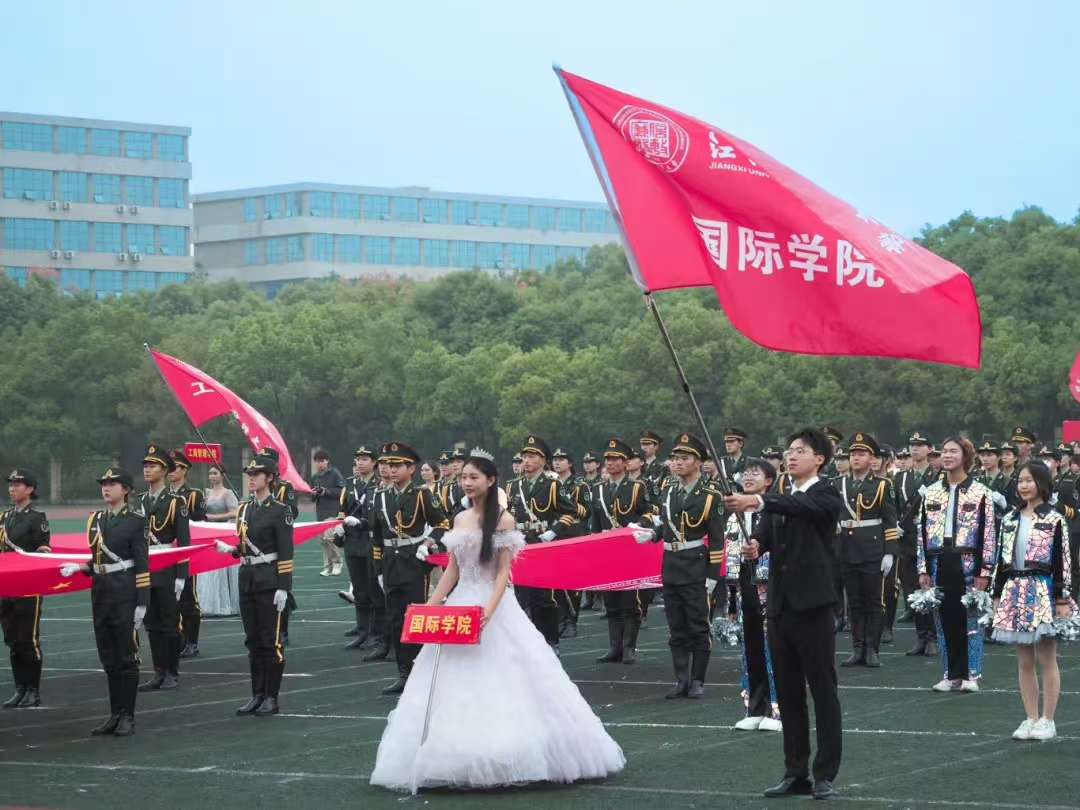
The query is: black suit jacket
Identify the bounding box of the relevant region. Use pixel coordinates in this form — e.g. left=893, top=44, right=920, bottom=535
left=752, top=479, right=843, bottom=618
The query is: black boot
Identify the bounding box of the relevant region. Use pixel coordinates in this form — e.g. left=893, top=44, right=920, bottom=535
left=864, top=611, right=884, bottom=664
left=113, top=714, right=136, bottom=736
left=906, top=632, right=931, bottom=656
left=345, top=624, right=361, bottom=637
left=382, top=676, right=408, bottom=695
left=239, top=658, right=265, bottom=714
left=560, top=617, right=578, bottom=639
left=91, top=714, right=121, bottom=735
left=583, top=594, right=596, bottom=611
left=622, top=619, right=640, bottom=665
left=16, top=688, right=40, bottom=708
left=687, top=649, right=710, bottom=698
left=160, top=673, right=180, bottom=691
left=2, top=686, right=25, bottom=709
left=180, top=643, right=200, bottom=658
left=362, top=643, right=390, bottom=662
left=255, top=696, right=279, bottom=716
left=863, top=648, right=881, bottom=667
left=138, top=670, right=165, bottom=692
left=841, top=613, right=865, bottom=666
left=881, top=626, right=894, bottom=644
left=898, top=608, right=916, bottom=624
left=596, top=619, right=623, bottom=663
left=666, top=649, right=690, bottom=699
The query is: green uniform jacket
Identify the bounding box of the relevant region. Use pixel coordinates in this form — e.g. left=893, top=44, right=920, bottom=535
left=370, top=483, right=449, bottom=587
left=508, top=475, right=586, bottom=541
left=836, top=473, right=899, bottom=565
left=337, top=473, right=379, bottom=557
left=172, top=484, right=207, bottom=522
left=139, top=489, right=191, bottom=587
left=234, top=497, right=294, bottom=594
left=85, top=505, right=150, bottom=607
left=590, top=476, right=657, bottom=532
left=0, top=506, right=51, bottom=553
left=653, top=478, right=726, bottom=586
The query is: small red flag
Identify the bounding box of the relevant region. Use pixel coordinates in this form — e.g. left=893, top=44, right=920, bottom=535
left=555, top=67, right=982, bottom=368
left=1070, top=350, right=1080, bottom=405
left=400, top=605, right=482, bottom=645
left=149, top=348, right=311, bottom=493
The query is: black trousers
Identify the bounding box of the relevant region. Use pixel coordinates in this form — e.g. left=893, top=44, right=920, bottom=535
left=602, top=589, right=641, bottom=622
left=367, top=560, right=387, bottom=644
left=769, top=605, right=842, bottom=783
left=93, top=599, right=139, bottom=716
left=385, top=575, right=427, bottom=677
left=515, top=585, right=560, bottom=645
left=741, top=583, right=772, bottom=718
left=239, top=589, right=285, bottom=697
left=899, top=551, right=934, bottom=638
left=882, top=561, right=899, bottom=629
left=179, top=576, right=201, bottom=646
left=662, top=580, right=710, bottom=652
left=145, top=586, right=182, bottom=676
left=346, top=554, right=373, bottom=630
left=555, top=590, right=581, bottom=625
left=1, top=597, right=42, bottom=689
left=842, top=562, right=884, bottom=651
left=933, top=552, right=969, bottom=681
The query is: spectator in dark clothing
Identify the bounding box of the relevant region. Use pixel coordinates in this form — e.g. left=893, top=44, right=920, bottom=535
left=312, top=450, right=346, bottom=576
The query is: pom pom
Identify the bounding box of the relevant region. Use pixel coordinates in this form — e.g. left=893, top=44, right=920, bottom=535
left=711, top=616, right=742, bottom=647
left=906, top=587, right=942, bottom=614
left=961, top=588, right=995, bottom=628
left=1052, top=614, right=1080, bottom=643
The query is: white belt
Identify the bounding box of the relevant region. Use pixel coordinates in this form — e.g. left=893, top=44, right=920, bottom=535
left=840, top=519, right=883, bottom=529
left=664, top=540, right=706, bottom=551
left=93, top=560, right=134, bottom=574
left=240, top=552, right=278, bottom=566
left=515, top=521, right=548, bottom=532
left=383, top=536, right=424, bottom=548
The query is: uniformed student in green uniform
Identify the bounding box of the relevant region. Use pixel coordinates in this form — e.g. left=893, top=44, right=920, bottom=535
left=640, top=430, right=671, bottom=498
left=214, top=456, right=294, bottom=716
left=167, top=449, right=207, bottom=659
left=255, top=448, right=298, bottom=644
left=138, top=445, right=191, bottom=692
left=552, top=448, right=593, bottom=639
left=1, top=470, right=51, bottom=708
left=719, top=428, right=748, bottom=488
left=60, top=467, right=150, bottom=737
left=335, top=445, right=381, bottom=650
left=820, top=426, right=845, bottom=480
left=438, top=449, right=467, bottom=520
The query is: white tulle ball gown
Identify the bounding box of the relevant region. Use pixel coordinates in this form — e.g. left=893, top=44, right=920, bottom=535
left=369, top=528, right=626, bottom=793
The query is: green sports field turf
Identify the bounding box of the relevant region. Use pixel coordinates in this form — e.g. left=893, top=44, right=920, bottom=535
left=1, top=515, right=1078, bottom=809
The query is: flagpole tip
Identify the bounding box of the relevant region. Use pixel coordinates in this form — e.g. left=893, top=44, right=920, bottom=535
left=552, top=61, right=562, bottom=73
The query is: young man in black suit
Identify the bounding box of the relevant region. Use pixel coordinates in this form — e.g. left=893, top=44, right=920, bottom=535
left=725, top=427, right=844, bottom=801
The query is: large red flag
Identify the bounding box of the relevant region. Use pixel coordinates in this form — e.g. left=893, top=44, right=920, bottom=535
left=1070, top=350, right=1080, bottom=405
left=148, top=348, right=311, bottom=493
left=555, top=67, right=982, bottom=368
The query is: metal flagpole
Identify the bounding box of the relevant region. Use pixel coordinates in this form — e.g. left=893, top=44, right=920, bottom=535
left=420, top=644, right=443, bottom=746
left=143, top=343, right=239, bottom=495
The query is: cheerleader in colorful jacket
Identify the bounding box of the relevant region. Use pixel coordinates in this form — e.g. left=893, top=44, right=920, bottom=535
left=725, top=459, right=781, bottom=731
left=992, top=461, right=1074, bottom=741
left=917, top=437, right=999, bottom=692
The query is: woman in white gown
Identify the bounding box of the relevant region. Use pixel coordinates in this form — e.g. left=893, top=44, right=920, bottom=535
left=370, top=450, right=625, bottom=794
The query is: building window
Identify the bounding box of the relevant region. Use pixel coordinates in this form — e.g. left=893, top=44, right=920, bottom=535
left=125, top=176, right=154, bottom=207
left=558, top=246, right=584, bottom=263
left=285, top=192, right=300, bottom=217
left=244, top=240, right=260, bottom=265
left=312, top=233, right=334, bottom=261
left=363, top=195, right=390, bottom=221
left=265, top=238, right=284, bottom=264
left=57, top=126, right=86, bottom=154
left=3, top=168, right=53, bottom=200
left=124, top=132, right=153, bottom=159
left=128, top=271, right=156, bottom=291
left=451, top=241, right=475, bottom=268
left=533, top=245, right=556, bottom=268
left=159, top=272, right=187, bottom=286
left=335, top=193, right=360, bottom=219
left=532, top=206, right=556, bottom=230
left=91, top=129, right=120, bottom=157
left=364, top=236, right=391, bottom=263
left=606, top=212, right=618, bottom=233
left=309, top=191, right=332, bottom=216
left=159, top=178, right=185, bottom=208
left=158, top=226, right=186, bottom=255
left=505, top=205, right=529, bottom=229
left=286, top=235, right=304, bottom=262
left=507, top=243, right=531, bottom=268
left=244, top=198, right=257, bottom=222
left=584, top=209, right=607, bottom=233
left=157, top=134, right=185, bottom=161
left=556, top=208, right=581, bottom=231
left=264, top=194, right=283, bottom=219
left=58, top=172, right=88, bottom=203
left=478, top=202, right=502, bottom=227
left=337, top=235, right=361, bottom=262
left=477, top=242, right=503, bottom=269
left=3, top=218, right=54, bottom=250
left=94, top=223, right=122, bottom=253
left=1, top=122, right=52, bottom=151
left=393, top=238, right=419, bottom=265
left=127, top=223, right=155, bottom=254
left=450, top=200, right=474, bottom=225
left=392, top=197, right=419, bottom=222
left=4, top=267, right=28, bottom=286
left=422, top=239, right=449, bottom=266
left=60, top=268, right=91, bottom=293
left=60, top=221, right=90, bottom=252
left=92, top=174, right=122, bottom=205
left=95, top=270, right=124, bottom=298
left=421, top=199, right=446, bottom=223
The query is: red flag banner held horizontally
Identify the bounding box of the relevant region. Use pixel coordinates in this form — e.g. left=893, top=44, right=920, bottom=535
left=148, top=348, right=311, bottom=493
left=554, top=67, right=982, bottom=368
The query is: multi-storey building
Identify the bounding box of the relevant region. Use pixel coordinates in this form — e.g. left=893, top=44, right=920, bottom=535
left=193, top=183, right=620, bottom=297
left=0, top=112, right=193, bottom=296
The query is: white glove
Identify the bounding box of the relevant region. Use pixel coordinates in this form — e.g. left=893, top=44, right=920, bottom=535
left=706, top=577, right=717, bottom=595
left=991, top=492, right=1007, bottom=510
left=538, top=530, right=557, bottom=543
left=627, top=522, right=643, bottom=530
left=134, top=605, right=146, bottom=630
left=59, top=562, right=81, bottom=577
left=273, top=589, right=288, bottom=613
left=881, top=554, right=895, bottom=576
left=332, top=525, right=345, bottom=538
left=214, top=540, right=234, bottom=554
left=344, top=516, right=360, bottom=527
left=174, top=578, right=185, bottom=601
left=416, top=543, right=431, bottom=561
left=651, top=514, right=663, bottom=529
left=1050, top=493, right=1059, bottom=507
left=377, top=574, right=384, bottom=592
left=632, top=529, right=654, bottom=544
left=918, top=485, right=928, bottom=498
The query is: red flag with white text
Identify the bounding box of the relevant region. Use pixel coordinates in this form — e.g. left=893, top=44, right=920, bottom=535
left=148, top=348, right=311, bottom=493
left=555, top=68, right=982, bottom=368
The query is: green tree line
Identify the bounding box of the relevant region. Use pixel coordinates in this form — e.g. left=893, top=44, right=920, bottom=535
left=1, top=205, right=1078, bottom=495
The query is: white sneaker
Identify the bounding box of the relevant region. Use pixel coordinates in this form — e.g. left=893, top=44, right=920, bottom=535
left=734, top=716, right=763, bottom=731
left=1029, top=718, right=1057, bottom=741
left=759, top=717, right=783, bottom=732
left=960, top=680, right=980, bottom=693
left=932, top=679, right=962, bottom=692
left=319, top=568, right=332, bottom=577
left=331, top=564, right=343, bottom=576
left=1012, top=718, right=1037, bottom=740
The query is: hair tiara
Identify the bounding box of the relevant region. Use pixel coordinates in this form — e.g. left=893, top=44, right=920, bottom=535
left=469, top=447, right=496, bottom=462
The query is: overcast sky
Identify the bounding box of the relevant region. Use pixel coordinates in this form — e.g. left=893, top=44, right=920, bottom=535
left=3, top=0, right=1077, bottom=235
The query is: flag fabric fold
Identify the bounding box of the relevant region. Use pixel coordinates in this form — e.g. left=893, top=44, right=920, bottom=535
left=1070, top=350, right=1080, bottom=405
left=555, top=67, right=982, bottom=368
left=148, top=348, right=311, bottom=492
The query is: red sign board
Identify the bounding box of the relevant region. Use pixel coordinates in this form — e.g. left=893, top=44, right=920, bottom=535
left=1064, top=422, right=1080, bottom=444
left=401, top=605, right=482, bottom=645
left=183, top=442, right=222, bottom=464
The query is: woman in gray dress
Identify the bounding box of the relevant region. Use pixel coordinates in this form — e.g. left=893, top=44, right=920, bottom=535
left=197, top=465, right=241, bottom=616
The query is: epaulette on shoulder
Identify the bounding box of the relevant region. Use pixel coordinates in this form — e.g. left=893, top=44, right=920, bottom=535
left=701, top=482, right=725, bottom=496
left=127, top=505, right=146, bottom=518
